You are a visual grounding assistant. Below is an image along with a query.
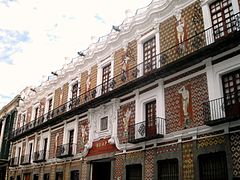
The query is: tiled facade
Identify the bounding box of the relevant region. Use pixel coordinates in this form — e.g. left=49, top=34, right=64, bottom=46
left=5, top=0, right=240, bottom=180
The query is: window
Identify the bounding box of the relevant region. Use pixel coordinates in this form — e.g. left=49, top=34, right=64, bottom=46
left=126, top=164, right=142, bottom=180
left=222, top=69, right=240, bottom=117
left=33, top=174, right=39, bottom=180
left=55, top=172, right=63, bottom=180
left=100, top=117, right=108, bottom=131
left=145, top=100, right=156, bottom=137
left=71, top=170, right=79, bottom=180
left=198, top=152, right=228, bottom=180
left=17, top=175, right=21, bottom=180
left=68, top=130, right=74, bottom=155
left=43, top=173, right=50, bottom=180
left=22, top=113, right=26, bottom=126
left=102, top=64, right=111, bottom=94
left=158, top=159, right=179, bottom=180
left=210, top=0, right=234, bottom=39
left=143, top=37, right=156, bottom=74
left=48, top=98, right=53, bottom=112
left=43, top=138, right=48, bottom=159
left=34, top=107, right=39, bottom=120
left=72, top=83, right=78, bottom=99
left=28, top=142, right=33, bottom=163
left=23, top=173, right=31, bottom=180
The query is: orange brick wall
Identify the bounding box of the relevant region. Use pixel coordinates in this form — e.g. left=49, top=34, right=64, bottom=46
left=26, top=106, right=32, bottom=123
left=145, top=149, right=154, bottom=180
left=90, top=64, right=97, bottom=89
left=49, top=127, right=64, bottom=158
left=159, top=1, right=204, bottom=65
left=77, top=119, right=89, bottom=153
left=62, top=83, right=69, bottom=104
left=53, top=87, right=62, bottom=109
left=113, top=41, right=138, bottom=88
left=80, top=71, right=88, bottom=94
left=117, top=101, right=135, bottom=144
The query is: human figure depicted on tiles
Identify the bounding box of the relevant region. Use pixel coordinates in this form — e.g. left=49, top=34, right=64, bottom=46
left=123, top=108, right=131, bottom=136
left=81, top=124, right=88, bottom=145
left=86, top=71, right=91, bottom=92
left=175, top=9, right=186, bottom=54
left=121, top=50, right=130, bottom=81
left=178, top=86, right=190, bottom=128
left=54, top=133, right=59, bottom=156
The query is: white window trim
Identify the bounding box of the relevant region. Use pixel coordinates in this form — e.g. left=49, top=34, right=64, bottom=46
left=63, top=120, right=78, bottom=154
left=67, top=78, right=80, bottom=102
left=27, top=140, right=34, bottom=163
left=137, top=28, right=160, bottom=76
left=96, top=56, right=114, bottom=96
left=44, top=95, right=54, bottom=114
left=201, top=0, right=240, bottom=45
left=135, top=80, right=165, bottom=138
left=15, top=142, right=22, bottom=159
left=40, top=131, right=50, bottom=160
left=32, top=103, right=40, bottom=121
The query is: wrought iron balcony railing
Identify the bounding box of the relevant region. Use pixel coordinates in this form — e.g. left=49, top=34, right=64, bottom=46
left=20, top=154, right=31, bottom=165
left=204, top=91, right=240, bottom=126
left=9, top=157, right=19, bottom=167
left=56, top=143, right=76, bottom=158
left=128, top=117, right=165, bottom=143
left=10, top=12, right=240, bottom=139
left=33, top=150, right=47, bottom=163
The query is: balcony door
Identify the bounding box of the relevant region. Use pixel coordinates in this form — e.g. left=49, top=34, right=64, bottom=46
left=143, top=37, right=156, bottom=74
left=210, top=0, right=234, bottom=40
left=222, top=69, right=240, bottom=118
left=69, top=130, right=74, bottom=155
left=43, top=138, right=48, bottom=159
left=145, top=100, right=156, bottom=138
left=102, top=64, right=111, bottom=94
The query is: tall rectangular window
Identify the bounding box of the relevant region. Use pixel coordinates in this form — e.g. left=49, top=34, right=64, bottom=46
left=34, top=107, right=39, bottom=120
left=48, top=98, right=52, bottom=112
left=55, top=172, right=63, bottom=180
left=210, top=0, right=234, bottom=39
left=102, top=64, right=111, bottom=94
left=143, top=37, right=156, bottom=74
left=158, top=159, right=179, bottom=180
left=72, top=83, right=78, bottom=99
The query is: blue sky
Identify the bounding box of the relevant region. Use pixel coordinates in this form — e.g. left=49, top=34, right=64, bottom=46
left=0, top=0, right=152, bottom=109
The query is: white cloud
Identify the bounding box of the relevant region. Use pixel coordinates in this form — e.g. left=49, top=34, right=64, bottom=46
left=0, top=0, right=152, bottom=109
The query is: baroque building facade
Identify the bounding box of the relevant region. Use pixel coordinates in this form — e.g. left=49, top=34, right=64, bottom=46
left=7, top=0, right=240, bottom=179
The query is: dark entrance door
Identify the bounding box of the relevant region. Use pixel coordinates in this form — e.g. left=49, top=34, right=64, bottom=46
left=199, top=151, right=228, bottom=180
left=33, top=174, right=39, bottom=180
left=55, top=172, right=63, bottom=180
left=126, top=164, right=142, bottom=180
left=222, top=69, right=240, bottom=119
left=145, top=100, right=156, bottom=138
left=92, top=161, right=111, bottom=180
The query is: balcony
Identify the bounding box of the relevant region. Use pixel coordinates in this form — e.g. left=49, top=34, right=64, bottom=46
left=20, top=154, right=31, bottom=165
left=128, top=117, right=165, bottom=143
left=9, top=157, right=19, bottom=167
left=9, top=13, right=240, bottom=140
left=56, top=143, right=76, bottom=158
left=33, top=150, right=47, bottom=163
left=204, top=91, right=240, bottom=126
